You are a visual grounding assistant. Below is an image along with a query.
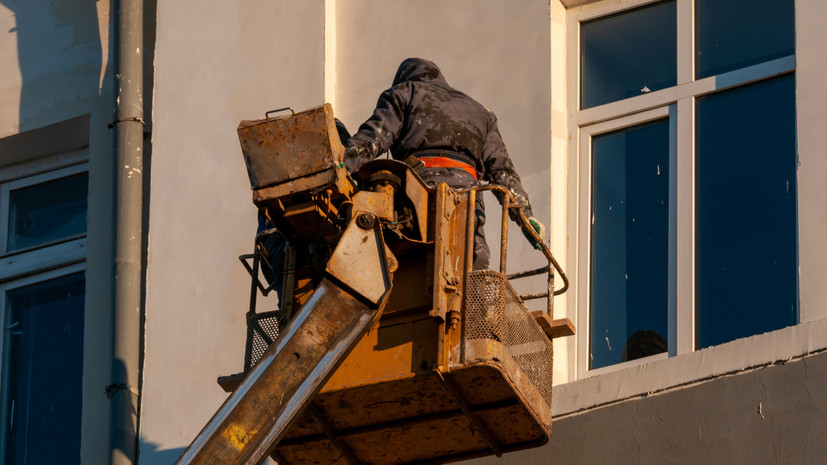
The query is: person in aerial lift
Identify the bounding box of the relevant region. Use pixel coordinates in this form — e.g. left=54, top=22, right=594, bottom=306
left=344, top=57, right=544, bottom=269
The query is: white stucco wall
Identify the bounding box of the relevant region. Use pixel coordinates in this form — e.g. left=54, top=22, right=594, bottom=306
left=141, top=1, right=326, bottom=462
left=0, top=0, right=110, bottom=136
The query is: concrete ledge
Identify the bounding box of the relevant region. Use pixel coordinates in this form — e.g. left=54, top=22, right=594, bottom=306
left=553, top=318, right=827, bottom=417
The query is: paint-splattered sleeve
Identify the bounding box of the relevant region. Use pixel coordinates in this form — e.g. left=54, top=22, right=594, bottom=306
left=344, top=85, right=409, bottom=172
left=481, top=111, right=534, bottom=220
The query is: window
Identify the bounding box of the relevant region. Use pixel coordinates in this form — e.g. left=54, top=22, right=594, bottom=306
left=2, top=269, right=85, bottom=465
left=1, top=158, right=88, bottom=465
left=694, top=0, right=795, bottom=79
left=695, top=74, right=797, bottom=349
left=573, top=0, right=796, bottom=375
left=590, top=117, right=671, bottom=369
left=581, top=0, right=676, bottom=109
left=6, top=172, right=88, bottom=252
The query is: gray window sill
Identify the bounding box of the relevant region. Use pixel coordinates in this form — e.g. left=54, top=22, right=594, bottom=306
left=553, top=318, right=827, bottom=417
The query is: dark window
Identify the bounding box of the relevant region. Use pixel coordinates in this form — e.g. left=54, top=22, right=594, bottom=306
left=581, top=0, right=677, bottom=109
left=4, top=272, right=85, bottom=465
left=695, top=0, right=795, bottom=79
left=590, top=119, right=670, bottom=369
left=7, top=172, right=88, bottom=253
left=696, top=74, right=797, bottom=349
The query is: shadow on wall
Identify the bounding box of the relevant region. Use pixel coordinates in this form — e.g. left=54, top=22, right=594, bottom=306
left=1, top=0, right=103, bottom=129
left=140, top=442, right=187, bottom=465
left=115, top=356, right=186, bottom=464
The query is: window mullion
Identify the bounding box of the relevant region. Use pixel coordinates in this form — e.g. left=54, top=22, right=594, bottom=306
left=576, top=128, right=592, bottom=380
left=676, top=96, right=695, bottom=355
left=0, top=280, right=8, bottom=461
left=0, top=183, right=8, bottom=254
left=0, top=238, right=87, bottom=283
left=668, top=105, right=678, bottom=356
left=5, top=163, right=88, bottom=191
left=677, top=0, right=694, bottom=84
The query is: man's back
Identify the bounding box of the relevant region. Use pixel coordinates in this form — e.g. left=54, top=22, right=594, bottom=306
left=345, top=58, right=496, bottom=178
left=344, top=58, right=543, bottom=264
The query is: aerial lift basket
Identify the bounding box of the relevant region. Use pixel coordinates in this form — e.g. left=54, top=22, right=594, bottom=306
left=272, top=268, right=558, bottom=465
left=185, top=104, right=572, bottom=465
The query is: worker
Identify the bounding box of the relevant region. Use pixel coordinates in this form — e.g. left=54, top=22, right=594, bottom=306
left=344, top=57, right=544, bottom=269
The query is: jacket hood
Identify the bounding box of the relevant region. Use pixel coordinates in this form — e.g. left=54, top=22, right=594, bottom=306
left=392, top=58, right=447, bottom=86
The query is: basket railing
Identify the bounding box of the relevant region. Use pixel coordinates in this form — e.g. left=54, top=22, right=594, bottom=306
left=461, top=184, right=569, bottom=319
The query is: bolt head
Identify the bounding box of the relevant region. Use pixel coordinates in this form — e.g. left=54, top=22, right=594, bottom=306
left=356, top=213, right=375, bottom=229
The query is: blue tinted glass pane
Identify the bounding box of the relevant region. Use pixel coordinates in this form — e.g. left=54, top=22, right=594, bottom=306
left=591, top=119, right=670, bottom=370
left=4, top=272, right=85, bottom=465
left=581, top=1, right=676, bottom=109
left=7, top=172, right=88, bottom=252
left=696, top=74, right=797, bottom=349
left=696, top=0, right=794, bottom=79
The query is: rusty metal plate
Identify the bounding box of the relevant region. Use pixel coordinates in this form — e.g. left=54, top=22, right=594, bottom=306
left=274, top=366, right=549, bottom=465
left=306, top=373, right=457, bottom=436
left=381, top=250, right=434, bottom=316
left=238, top=104, right=345, bottom=190
left=322, top=316, right=441, bottom=394
left=351, top=191, right=394, bottom=222
left=252, top=169, right=339, bottom=206
left=325, top=217, right=394, bottom=306
left=405, top=170, right=432, bottom=242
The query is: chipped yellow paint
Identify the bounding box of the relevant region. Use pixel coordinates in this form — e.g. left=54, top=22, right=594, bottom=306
left=221, top=422, right=257, bottom=451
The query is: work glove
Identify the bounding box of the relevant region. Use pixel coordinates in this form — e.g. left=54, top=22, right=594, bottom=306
left=521, top=217, right=546, bottom=250
left=334, top=118, right=352, bottom=145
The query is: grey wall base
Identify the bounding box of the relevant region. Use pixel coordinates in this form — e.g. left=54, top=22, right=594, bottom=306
left=467, top=350, right=827, bottom=465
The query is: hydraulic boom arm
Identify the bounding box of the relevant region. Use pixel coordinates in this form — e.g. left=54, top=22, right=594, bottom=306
left=175, top=214, right=396, bottom=465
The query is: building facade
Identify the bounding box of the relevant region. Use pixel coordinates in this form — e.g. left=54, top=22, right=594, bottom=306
left=0, top=0, right=825, bottom=464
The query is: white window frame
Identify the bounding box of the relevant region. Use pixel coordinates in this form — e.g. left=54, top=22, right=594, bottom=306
left=0, top=155, right=88, bottom=283
left=0, top=148, right=89, bottom=462
left=577, top=105, right=678, bottom=377
left=568, top=0, right=797, bottom=378
left=0, top=262, right=86, bottom=461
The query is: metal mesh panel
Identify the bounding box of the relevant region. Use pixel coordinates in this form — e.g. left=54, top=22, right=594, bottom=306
left=245, top=310, right=281, bottom=372
left=464, top=270, right=553, bottom=406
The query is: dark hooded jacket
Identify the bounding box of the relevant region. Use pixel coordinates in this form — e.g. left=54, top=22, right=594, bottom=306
left=345, top=58, right=533, bottom=217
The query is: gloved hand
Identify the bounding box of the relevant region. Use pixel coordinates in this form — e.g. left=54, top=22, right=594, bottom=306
left=521, top=217, right=546, bottom=250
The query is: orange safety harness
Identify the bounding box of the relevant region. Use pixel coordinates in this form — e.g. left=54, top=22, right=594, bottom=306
left=415, top=150, right=478, bottom=180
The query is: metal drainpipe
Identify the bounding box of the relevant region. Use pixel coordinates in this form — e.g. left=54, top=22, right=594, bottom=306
left=111, top=0, right=144, bottom=464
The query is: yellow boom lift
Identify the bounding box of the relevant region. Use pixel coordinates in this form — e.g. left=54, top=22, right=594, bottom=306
left=175, top=105, right=573, bottom=465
